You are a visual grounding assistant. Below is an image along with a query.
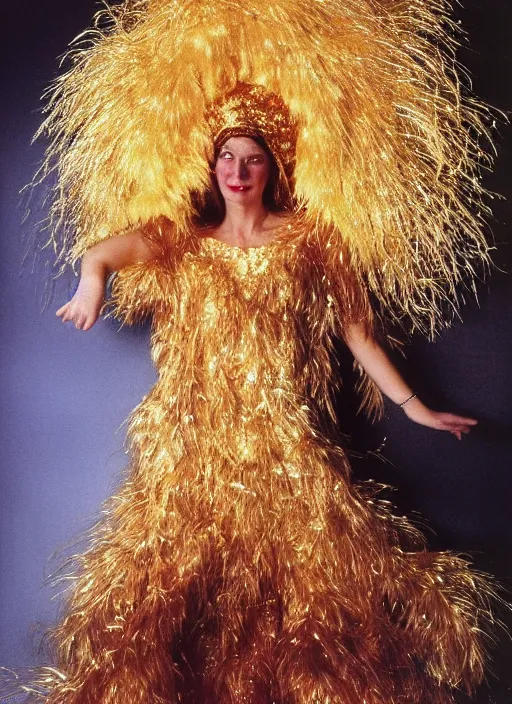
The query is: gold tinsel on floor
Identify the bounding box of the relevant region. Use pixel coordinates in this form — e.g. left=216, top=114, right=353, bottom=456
left=3, top=1, right=501, bottom=702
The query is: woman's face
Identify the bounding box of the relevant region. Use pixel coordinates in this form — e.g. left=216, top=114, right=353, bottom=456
left=213, top=136, right=271, bottom=207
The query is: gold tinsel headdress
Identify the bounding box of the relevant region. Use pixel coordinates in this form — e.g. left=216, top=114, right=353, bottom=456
left=208, top=83, right=297, bottom=177
left=207, top=82, right=297, bottom=212
left=36, top=0, right=496, bottom=336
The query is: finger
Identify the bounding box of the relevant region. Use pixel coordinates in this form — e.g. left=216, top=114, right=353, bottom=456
left=445, top=414, right=478, bottom=425
left=82, top=316, right=96, bottom=331
left=65, top=309, right=79, bottom=324
left=56, top=303, right=69, bottom=317
left=75, top=313, right=87, bottom=330
left=67, top=308, right=79, bottom=324
left=447, top=427, right=471, bottom=437
left=440, top=420, right=474, bottom=432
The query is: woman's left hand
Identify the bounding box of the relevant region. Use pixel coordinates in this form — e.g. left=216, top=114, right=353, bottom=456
left=402, top=398, right=477, bottom=440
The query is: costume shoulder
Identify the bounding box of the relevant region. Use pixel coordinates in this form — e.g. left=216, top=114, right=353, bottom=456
left=300, top=220, right=387, bottom=420
left=109, top=217, right=184, bottom=325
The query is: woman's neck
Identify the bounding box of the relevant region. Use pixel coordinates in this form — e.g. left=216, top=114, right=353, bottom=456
left=218, top=203, right=273, bottom=247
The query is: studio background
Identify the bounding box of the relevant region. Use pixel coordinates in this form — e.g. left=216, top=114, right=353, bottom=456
left=1, top=2, right=511, bottom=702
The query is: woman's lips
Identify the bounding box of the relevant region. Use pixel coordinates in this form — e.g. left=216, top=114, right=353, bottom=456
left=227, top=185, right=251, bottom=192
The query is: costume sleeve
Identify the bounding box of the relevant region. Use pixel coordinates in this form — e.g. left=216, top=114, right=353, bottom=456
left=107, top=217, right=178, bottom=325
left=319, top=234, right=387, bottom=422
left=108, top=259, right=172, bottom=325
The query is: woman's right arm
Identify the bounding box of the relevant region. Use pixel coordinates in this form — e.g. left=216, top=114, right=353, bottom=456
left=56, top=231, right=158, bottom=330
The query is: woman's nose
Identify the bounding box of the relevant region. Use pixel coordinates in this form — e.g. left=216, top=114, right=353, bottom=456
left=236, top=159, right=249, bottom=180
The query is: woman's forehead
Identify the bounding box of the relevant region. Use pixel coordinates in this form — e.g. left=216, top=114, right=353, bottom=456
left=219, top=136, right=267, bottom=154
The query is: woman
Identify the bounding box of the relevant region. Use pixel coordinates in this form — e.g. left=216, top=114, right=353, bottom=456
left=7, top=0, right=499, bottom=701
left=46, top=123, right=488, bottom=703
left=58, top=133, right=475, bottom=441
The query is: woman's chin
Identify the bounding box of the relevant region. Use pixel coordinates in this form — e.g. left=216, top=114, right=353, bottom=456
left=223, top=190, right=263, bottom=207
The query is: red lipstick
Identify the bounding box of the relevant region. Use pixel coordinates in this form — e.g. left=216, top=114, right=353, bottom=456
left=227, top=185, right=251, bottom=192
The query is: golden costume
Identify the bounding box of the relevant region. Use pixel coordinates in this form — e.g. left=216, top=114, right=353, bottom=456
left=6, top=0, right=500, bottom=702
left=18, top=216, right=490, bottom=704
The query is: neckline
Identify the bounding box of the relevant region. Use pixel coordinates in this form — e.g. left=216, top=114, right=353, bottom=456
left=198, top=216, right=294, bottom=253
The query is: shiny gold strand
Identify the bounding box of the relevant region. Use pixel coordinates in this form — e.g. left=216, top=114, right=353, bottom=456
left=11, top=0, right=499, bottom=702
left=36, top=0, right=495, bottom=338
left=13, top=216, right=496, bottom=704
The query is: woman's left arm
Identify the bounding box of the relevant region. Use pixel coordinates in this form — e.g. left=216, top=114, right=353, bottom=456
left=344, top=322, right=477, bottom=440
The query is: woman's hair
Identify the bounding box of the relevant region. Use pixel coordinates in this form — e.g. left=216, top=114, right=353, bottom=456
left=192, top=134, right=293, bottom=227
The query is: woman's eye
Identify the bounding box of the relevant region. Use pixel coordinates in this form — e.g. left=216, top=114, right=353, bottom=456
left=248, top=156, right=264, bottom=164
left=219, top=152, right=233, bottom=160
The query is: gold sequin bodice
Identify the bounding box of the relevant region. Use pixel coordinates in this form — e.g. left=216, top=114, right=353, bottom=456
left=148, top=234, right=334, bottom=471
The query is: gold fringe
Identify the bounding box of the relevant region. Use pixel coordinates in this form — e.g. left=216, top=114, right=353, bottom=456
left=12, top=2, right=502, bottom=702
left=4, top=217, right=494, bottom=703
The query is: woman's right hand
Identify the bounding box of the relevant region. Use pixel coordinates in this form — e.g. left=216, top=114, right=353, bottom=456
left=56, top=229, right=158, bottom=330
left=56, top=275, right=105, bottom=330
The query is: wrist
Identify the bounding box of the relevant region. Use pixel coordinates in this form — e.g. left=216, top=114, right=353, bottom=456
left=402, top=396, right=429, bottom=419
left=397, top=392, right=417, bottom=409
left=81, top=251, right=109, bottom=279
left=76, top=272, right=107, bottom=300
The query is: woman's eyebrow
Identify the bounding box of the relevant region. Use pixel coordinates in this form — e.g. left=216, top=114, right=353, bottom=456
left=238, top=151, right=265, bottom=159
left=219, top=150, right=265, bottom=158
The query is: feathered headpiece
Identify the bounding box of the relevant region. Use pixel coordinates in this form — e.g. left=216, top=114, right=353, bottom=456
left=36, top=0, right=496, bottom=336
